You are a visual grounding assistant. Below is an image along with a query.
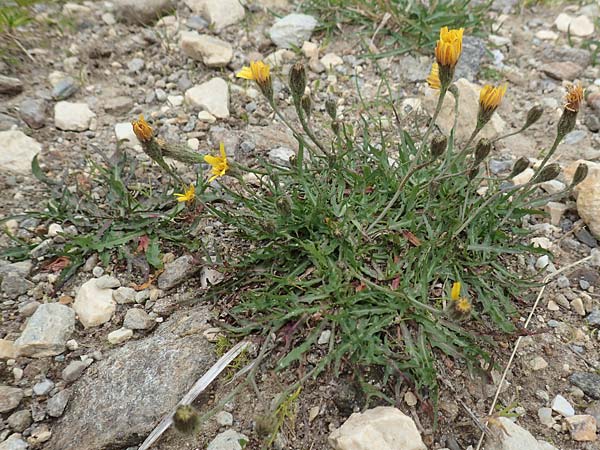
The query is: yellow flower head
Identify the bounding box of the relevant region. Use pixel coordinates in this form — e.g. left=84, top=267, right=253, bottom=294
left=451, top=281, right=461, bottom=301
left=454, top=297, right=472, bottom=315
left=132, top=114, right=153, bottom=143
left=435, top=27, right=464, bottom=68
left=427, top=62, right=441, bottom=90
left=174, top=184, right=196, bottom=203
left=204, top=142, right=229, bottom=182
left=565, top=83, right=584, bottom=112
left=237, top=61, right=271, bottom=85
left=479, top=84, right=508, bottom=113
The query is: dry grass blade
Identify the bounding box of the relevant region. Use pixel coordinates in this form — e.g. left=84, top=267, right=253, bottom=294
left=139, top=340, right=251, bottom=450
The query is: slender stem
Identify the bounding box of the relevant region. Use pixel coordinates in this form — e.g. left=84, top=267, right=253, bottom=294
left=458, top=125, right=482, bottom=158
left=491, top=126, right=526, bottom=144
left=367, top=90, right=447, bottom=233
left=294, top=98, right=328, bottom=156
left=269, top=100, right=319, bottom=157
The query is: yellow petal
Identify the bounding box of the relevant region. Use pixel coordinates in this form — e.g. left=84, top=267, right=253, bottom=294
left=451, top=281, right=461, bottom=301
left=204, top=154, right=221, bottom=166
left=237, top=66, right=254, bottom=80
left=219, top=142, right=226, bottom=159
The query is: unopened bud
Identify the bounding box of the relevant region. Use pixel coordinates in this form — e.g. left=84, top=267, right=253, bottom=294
left=474, top=138, right=491, bottom=164
left=173, top=405, right=200, bottom=434
left=572, top=163, right=589, bottom=186
left=276, top=196, right=292, bottom=215
left=325, top=97, right=337, bottom=119
left=557, top=108, right=577, bottom=140
left=332, top=120, right=340, bottom=135
left=534, top=163, right=561, bottom=183
left=289, top=63, right=306, bottom=101
left=430, top=135, right=448, bottom=159
left=301, top=95, right=311, bottom=119
left=509, top=157, right=530, bottom=178
left=523, top=105, right=543, bottom=129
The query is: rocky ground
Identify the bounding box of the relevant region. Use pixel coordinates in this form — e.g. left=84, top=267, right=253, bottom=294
left=1, top=0, right=600, bottom=449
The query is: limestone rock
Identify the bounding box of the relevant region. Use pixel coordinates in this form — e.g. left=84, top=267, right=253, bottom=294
left=19, top=98, right=47, bottom=129
left=0, top=130, right=42, bottom=174
left=0, top=386, right=23, bottom=413
left=54, top=101, right=96, bottom=131
left=157, top=255, right=200, bottom=290
left=565, top=160, right=600, bottom=238
left=485, top=417, right=556, bottom=450
left=328, top=406, right=426, bottom=450
left=555, top=13, right=595, bottom=37
left=551, top=394, right=574, bottom=417
left=184, top=0, right=245, bottom=31
left=565, top=415, right=597, bottom=441
left=107, top=328, right=133, bottom=344
left=47, top=308, right=215, bottom=450
left=207, top=429, right=249, bottom=450
left=541, top=61, right=583, bottom=81
left=115, top=122, right=141, bottom=149
left=14, top=303, right=75, bottom=357
left=422, top=78, right=506, bottom=142
left=0, top=435, right=28, bottom=450
left=180, top=32, right=233, bottom=67
left=0, top=75, right=23, bottom=95
left=269, top=14, right=318, bottom=49
left=114, top=0, right=175, bottom=24
left=47, top=389, right=71, bottom=417
left=185, top=78, right=229, bottom=119
left=72, top=278, right=116, bottom=328
left=0, top=340, right=16, bottom=360
left=123, top=308, right=154, bottom=330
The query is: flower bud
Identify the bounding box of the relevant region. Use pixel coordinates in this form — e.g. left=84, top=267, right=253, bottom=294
left=276, top=196, right=292, bottom=215
left=571, top=163, right=589, bottom=186
left=301, top=95, right=311, bottom=119
left=533, top=163, right=561, bottom=184
left=509, top=157, right=530, bottom=178
left=325, top=97, right=337, bottom=119
left=430, top=135, right=448, bottom=159
left=332, top=120, right=340, bottom=135
left=289, top=63, right=306, bottom=101
left=557, top=108, right=577, bottom=140
left=474, top=138, right=491, bottom=164
left=523, top=105, right=543, bottom=129
left=173, top=405, right=200, bottom=434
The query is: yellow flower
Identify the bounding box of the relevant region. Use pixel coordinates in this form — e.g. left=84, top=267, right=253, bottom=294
left=427, top=62, right=441, bottom=90
left=204, top=142, right=229, bottom=182
left=131, top=114, right=153, bottom=143
left=435, top=27, right=464, bottom=69
left=454, top=297, right=472, bottom=315
left=174, top=184, right=195, bottom=203
left=237, top=61, right=271, bottom=85
left=565, top=82, right=584, bottom=112
left=451, top=281, right=461, bottom=300
left=479, top=84, right=507, bottom=113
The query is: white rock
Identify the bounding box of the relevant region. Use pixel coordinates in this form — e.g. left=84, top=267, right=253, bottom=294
left=565, top=160, right=600, bottom=238
left=302, top=41, right=319, bottom=59
left=320, top=53, right=343, bottom=68
left=207, top=429, right=249, bottom=450
left=115, top=122, right=140, bottom=149
left=123, top=308, right=154, bottom=330
left=317, top=330, right=331, bottom=345
left=215, top=410, right=233, bottom=426
left=571, top=297, right=586, bottom=316
left=535, top=255, right=549, bottom=270
left=531, top=237, right=552, bottom=250
left=268, top=146, right=294, bottom=167
left=63, top=3, right=91, bottom=15
left=269, top=14, right=318, bottom=49
left=486, top=417, right=554, bottom=450
left=187, top=138, right=200, bottom=150
left=54, top=101, right=96, bottom=131
left=184, top=0, right=245, bottom=31
left=107, top=328, right=133, bottom=344
left=328, top=406, right=426, bottom=450
left=198, top=110, right=217, bottom=123
left=530, top=356, right=548, bottom=371
left=551, top=394, right=575, bottom=417
left=167, top=95, right=184, bottom=107
left=47, top=223, right=63, bottom=237
left=538, top=407, right=554, bottom=427
left=185, top=78, right=229, bottom=118
left=0, top=130, right=42, bottom=174
left=73, top=278, right=116, bottom=328
left=14, top=303, right=75, bottom=357
left=0, top=435, right=28, bottom=450
left=569, top=16, right=595, bottom=37
left=535, top=30, right=558, bottom=40
left=544, top=201, right=568, bottom=226
left=113, top=286, right=136, bottom=304
left=513, top=168, right=534, bottom=185
left=180, top=32, right=233, bottom=67
left=540, top=180, right=565, bottom=195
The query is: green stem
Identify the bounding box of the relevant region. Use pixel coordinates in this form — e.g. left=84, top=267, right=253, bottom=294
left=294, top=98, right=328, bottom=156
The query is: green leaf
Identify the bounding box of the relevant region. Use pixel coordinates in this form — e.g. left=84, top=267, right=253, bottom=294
left=146, top=236, right=163, bottom=269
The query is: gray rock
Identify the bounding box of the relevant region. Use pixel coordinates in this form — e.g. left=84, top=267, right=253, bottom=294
left=180, top=32, right=233, bottom=67
left=0, top=435, right=28, bottom=450
left=0, top=386, right=24, bottom=413
left=157, top=255, right=200, bottom=290
left=103, top=96, right=134, bottom=114
left=47, top=308, right=215, bottom=450
left=123, top=308, right=154, bottom=330
left=186, top=15, right=208, bottom=30
left=563, top=130, right=586, bottom=145
left=542, top=45, right=591, bottom=68
left=62, top=360, right=90, bottom=383
left=113, top=286, right=136, bottom=304
left=455, top=36, right=486, bottom=80
left=185, top=0, right=245, bottom=31
left=485, top=416, right=557, bottom=450
left=0, top=130, right=42, bottom=174
left=7, top=409, right=32, bottom=432
left=114, top=0, right=175, bottom=24
left=14, top=303, right=75, bottom=357
left=33, top=378, right=55, bottom=396
left=215, top=411, right=234, bottom=426
left=0, top=75, right=23, bottom=95
left=269, top=14, right=318, bottom=49
left=551, top=394, right=575, bottom=417
left=541, top=61, right=584, bottom=81
left=1, top=272, right=33, bottom=299
left=0, top=261, right=31, bottom=277
left=268, top=147, right=294, bottom=167
left=52, top=77, right=79, bottom=100
left=207, top=429, right=249, bottom=450
left=489, top=159, right=513, bottom=174
left=570, top=372, right=600, bottom=399
left=585, top=114, right=600, bottom=133
left=127, top=58, right=145, bottom=73
left=587, top=310, right=600, bottom=326
left=19, top=98, right=47, bottom=129
left=47, top=389, right=71, bottom=417
left=95, top=275, right=121, bottom=289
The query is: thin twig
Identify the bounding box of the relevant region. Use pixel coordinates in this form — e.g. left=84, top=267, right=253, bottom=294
left=474, top=255, right=592, bottom=450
